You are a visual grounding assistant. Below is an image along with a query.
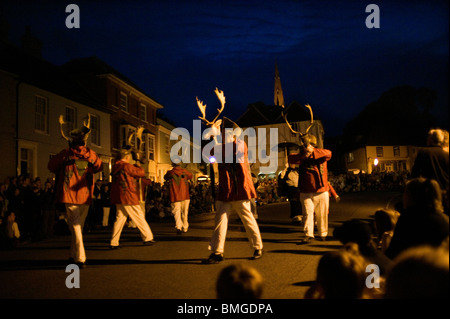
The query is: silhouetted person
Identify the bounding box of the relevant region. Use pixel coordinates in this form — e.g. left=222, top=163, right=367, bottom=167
left=411, top=128, right=449, bottom=215
left=385, top=177, right=449, bottom=260
left=385, top=244, right=449, bottom=299
left=304, top=243, right=369, bottom=299
left=48, top=117, right=102, bottom=268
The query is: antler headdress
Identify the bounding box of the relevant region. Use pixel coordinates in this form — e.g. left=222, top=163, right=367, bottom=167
left=125, top=126, right=149, bottom=163
left=59, top=113, right=91, bottom=147
left=196, top=87, right=226, bottom=128
left=281, top=103, right=315, bottom=147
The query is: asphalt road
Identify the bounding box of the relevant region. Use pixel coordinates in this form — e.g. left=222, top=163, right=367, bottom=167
left=0, top=191, right=401, bottom=303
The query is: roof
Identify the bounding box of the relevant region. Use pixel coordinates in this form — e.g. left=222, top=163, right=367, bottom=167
left=236, top=100, right=319, bottom=127
left=0, top=41, right=109, bottom=112
left=62, top=56, right=163, bottom=108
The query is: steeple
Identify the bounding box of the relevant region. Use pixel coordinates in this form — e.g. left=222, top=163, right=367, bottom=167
left=274, top=61, right=284, bottom=107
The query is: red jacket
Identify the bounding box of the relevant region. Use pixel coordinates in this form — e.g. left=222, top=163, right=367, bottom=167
left=110, top=160, right=146, bottom=205
left=48, top=146, right=102, bottom=205
left=289, top=148, right=332, bottom=193
left=217, top=139, right=256, bottom=201
left=164, top=166, right=193, bottom=202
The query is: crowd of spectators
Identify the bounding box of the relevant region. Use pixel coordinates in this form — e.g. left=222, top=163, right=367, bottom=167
left=0, top=169, right=414, bottom=249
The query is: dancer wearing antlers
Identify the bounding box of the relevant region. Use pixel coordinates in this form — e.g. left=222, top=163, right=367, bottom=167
left=197, top=88, right=263, bottom=264
left=109, top=127, right=156, bottom=249
left=283, top=104, right=333, bottom=244
left=48, top=114, right=103, bottom=268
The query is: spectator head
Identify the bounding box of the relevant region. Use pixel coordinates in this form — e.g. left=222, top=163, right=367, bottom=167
left=374, top=209, right=400, bottom=240
left=442, top=129, right=449, bottom=152
left=315, top=243, right=368, bottom=299
left=402, top=177, right=443, bottom=214
left=426, top=129, right=445, bottom=147
left=333, top=219, right=373, bottom=249
left=385, top=244, right=449, bottom=299
left=216, top=263, right=263, bottom=299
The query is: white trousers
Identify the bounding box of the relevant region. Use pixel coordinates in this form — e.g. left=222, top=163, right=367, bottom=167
left=102, top=207, right=110, bottom=227
left=171, top=199, right=190, bottom=232
left=300, top=191, right=329, bottom=238
left=110, top=204, right=154, bottom=246
left=65, top=204, right=89, bottom=263
left=208, top=200, right=263, bottom=254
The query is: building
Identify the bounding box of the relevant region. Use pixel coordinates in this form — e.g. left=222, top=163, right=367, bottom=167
left=156, top=117, right=202, bottom=184
left=0, top=28, right=111, bottom=182
left=345, top=145, right=418, bottom=174
left=62, top=57, right=164, bottom=180
left=235, top=63, right=325, bottom=179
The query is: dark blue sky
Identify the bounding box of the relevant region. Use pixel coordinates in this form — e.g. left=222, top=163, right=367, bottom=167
left=1, top=0, right=448, bottom=137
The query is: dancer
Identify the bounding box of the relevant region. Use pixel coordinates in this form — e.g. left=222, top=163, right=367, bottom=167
left=48, top=114, right=102, bottom=268
left=109, top=145, right=156, bottom=248
left=164, top=160, right=193, bottom=234
left=197, top=88, right=263, bottom=264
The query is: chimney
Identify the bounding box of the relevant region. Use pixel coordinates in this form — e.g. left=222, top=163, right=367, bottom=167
left=21, top=26, right=42, bottom=58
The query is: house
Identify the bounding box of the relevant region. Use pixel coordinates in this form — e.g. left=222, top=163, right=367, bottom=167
left=0, top=27, right=111, bottom=182
left=235, top=63, right=325, bottom=179
left=62, top=56, right=164, bottom=181
left=156, top=116, right=202, bottom=184
left=345, top=145, right=418, bottom=174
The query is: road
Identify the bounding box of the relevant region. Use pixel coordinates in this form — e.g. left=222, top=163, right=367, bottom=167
left=0, top=191, right=401, bottom=302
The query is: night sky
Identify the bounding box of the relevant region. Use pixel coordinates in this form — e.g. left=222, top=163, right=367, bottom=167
left=1, top=0, right=448, bottom=137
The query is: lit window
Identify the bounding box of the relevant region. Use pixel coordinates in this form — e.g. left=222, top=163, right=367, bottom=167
left=393, top=146, right=400, bottom=157
left=65, top=106, right=76, bottom=132
left=376, top=147, right=383, bottom=157
left=347, top=152, right=354, bottom=163
left=165, top=134, right=170, bottom=154
left=148, top=134, right=155, bottom=160
left=89, top=114, right=100, bottom=146
left=120, top=125, right=136, bottom=148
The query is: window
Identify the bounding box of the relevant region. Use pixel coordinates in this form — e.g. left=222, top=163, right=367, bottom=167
left=120, top=92, right=128, bottom=112
left=20, top=148, right=32, bottom=176
left=393, top=146, right=400, bottom=157
left=89, top=114, right=100, bottom=145
left=65, top=106, right=76, bottom=132
left=35, top=95, right=48, bottom=133
left=139, top=103, right=147, bottom=122
left=148, top=134, right=155, bottom=161
left=165, top=134, right=170, bottom=154
left=376, top=146, right=383, bottom=157
left=120, top=125, right=136, bottom=148
left=347, top=152, right=354, bottom=163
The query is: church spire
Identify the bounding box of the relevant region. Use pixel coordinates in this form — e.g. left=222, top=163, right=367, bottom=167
left=274, top=61, right=285, bottom=107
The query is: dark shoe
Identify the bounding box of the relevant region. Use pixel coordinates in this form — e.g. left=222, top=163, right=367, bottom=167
left=109, top=245, right=120, bottom=249
left=317, top=236, right=327, bottom=242
left=298, top=236, right=314, bottom=245
left=176, top=229, right=183, bottom=235
left=202, top=253, right=224, bottom=264
left=143, top=240, right=157, bottom=245
left=252, top=249, right=263, bottom=260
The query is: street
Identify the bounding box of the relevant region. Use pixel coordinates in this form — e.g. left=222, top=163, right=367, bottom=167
left=0, top=191, right=401, bottom=301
